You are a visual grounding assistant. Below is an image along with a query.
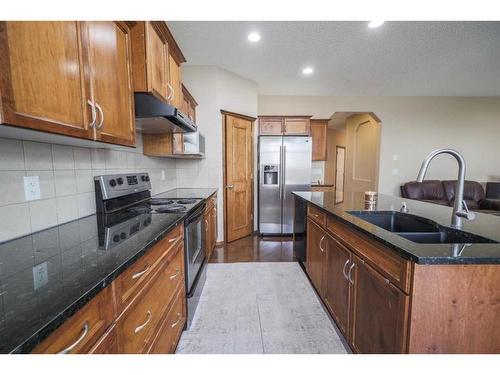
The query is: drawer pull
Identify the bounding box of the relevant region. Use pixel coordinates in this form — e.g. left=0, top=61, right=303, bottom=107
left=134, top=310, right=152, bottom=334
left=171, top=313, right=182, bottom=328
left=348, top=263, right=355, bottom=285
left=342, top=259, right=350, bottom=280
left=312, top=213, right=319, bottom=218
left=169, top=269, right=181, bottom=280
left=169, top=235, right=182, bottom=243
left=319, top=236, right=325, bottom=252
left=57, top=321, right=89, bottom=354
left=132, top=265, right=150, bottom=280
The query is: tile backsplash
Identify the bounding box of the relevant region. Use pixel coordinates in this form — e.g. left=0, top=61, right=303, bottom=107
left=311, top=161, right=325, bottom=184
left=0, top=135, right=177, bottom=243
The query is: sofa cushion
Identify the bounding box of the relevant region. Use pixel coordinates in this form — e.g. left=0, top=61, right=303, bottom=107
left=442, top=180, right=485, bottom=210
left=402, top=180, right=449, bottom=206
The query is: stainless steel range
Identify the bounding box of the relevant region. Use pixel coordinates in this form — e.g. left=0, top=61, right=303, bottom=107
left=94, top=172, right=207, bottom=329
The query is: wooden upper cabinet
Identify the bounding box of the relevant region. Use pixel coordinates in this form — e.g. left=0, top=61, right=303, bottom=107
left=168, top=54, right=182, bottom=109
left=0, top=21, right=93, bottom=139
left=130, top=21, right=169, bottom=102
left=259, top=117, right=283, bottom=135
left=86, top=21, right=135, bottom=146
left=310, top=119, right=328, bottom=160
left=284, top=117, right=311, bottom=135
left=182, top=84, right=197, bottom=123
left=349, top=255, right=409, bottom=354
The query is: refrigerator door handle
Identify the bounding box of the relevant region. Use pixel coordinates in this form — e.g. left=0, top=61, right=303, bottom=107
left=279, top=145, right=283, bottom=200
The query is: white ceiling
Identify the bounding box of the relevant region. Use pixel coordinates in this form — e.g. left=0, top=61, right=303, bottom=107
left=168, top=21, right=500, bottom=96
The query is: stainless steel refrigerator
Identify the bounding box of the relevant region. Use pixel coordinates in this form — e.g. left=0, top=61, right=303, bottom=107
left=259, top=136, right=312, bottom=234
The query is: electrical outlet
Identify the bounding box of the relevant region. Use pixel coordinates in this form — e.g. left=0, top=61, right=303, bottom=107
left=33, top=262, right=48, bottom=290
left=392, top=168, right=400, bottom=176
left=24, top=176, right=41, bottom=201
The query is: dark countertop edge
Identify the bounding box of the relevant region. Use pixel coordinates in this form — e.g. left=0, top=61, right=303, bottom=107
left=293, top=193, right=500, bottom=266
left=8, top=190, right=218, bottom=354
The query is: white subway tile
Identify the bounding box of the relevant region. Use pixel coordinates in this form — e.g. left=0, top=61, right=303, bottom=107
left=32, top=170, right=56, bottom=199
left=75, top=170, right=94, bottom=193
left=0, top=171, right=26, bottom=205
left=0, top=138, right=25, bottom=170
left=56, top=195, right=79, bottom=224
left=52, top=144, right=75, bottom=170
left=91, top=148, right=107, bottom=169
left=54, top=170, right=77, bottom=196
left=23, top=141, right=53, bottom=170
left=0, top=203, right=31, bottom=242
left=77, top=192, right=96, bottom=217
left=29, top=198, right=58, bottom=232
left=74, top=147, right=92, bottom=169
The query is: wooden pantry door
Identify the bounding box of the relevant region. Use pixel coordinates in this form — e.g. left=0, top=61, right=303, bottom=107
left=223, top=111, right=255, bottom=243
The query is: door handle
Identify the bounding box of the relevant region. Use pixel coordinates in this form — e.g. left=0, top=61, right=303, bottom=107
left=57, top=322, right=89, bottom=354
left=348, top=263, right=355, bottom=285
left=342, top=259, right=350, bottom=280
left=226, top=185, right=234, bottom=189
left=319, top=236, right=325, bottom=252
left=87, top=100, right=96, bottom=128
left=95, top=102, right=104, bottom=130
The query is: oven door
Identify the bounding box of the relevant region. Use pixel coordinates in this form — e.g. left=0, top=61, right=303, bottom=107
left=184, top=204, right=206, bottom=293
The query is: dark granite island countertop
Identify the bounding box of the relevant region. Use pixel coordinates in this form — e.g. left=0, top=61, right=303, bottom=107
left=293, top=190, right=500, bottom=265
left=0, top=188, right=217, bottom=353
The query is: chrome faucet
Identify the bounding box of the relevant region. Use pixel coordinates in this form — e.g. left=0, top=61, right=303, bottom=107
left=416, top=148, right=475, bottom=229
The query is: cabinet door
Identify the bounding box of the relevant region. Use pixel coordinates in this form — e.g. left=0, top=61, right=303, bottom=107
left=284, top=118, right=310, bottom=135
left=173, top=134, right=184, bottom=154
left=212, top=205, right=217, bottom=250
left=324, top=235, right=351, bottom=336
left=168, top=54, right=182, bottom=109
left=87, top=21, right=135, bottom=146
left=349, top=255, right=410, bottom=353
left=0, top=22, right=93, bottom=139
left=259, top=117, right=283, bottom=135
left=310, top=120, right=327, bottom=160
left=89, top=325, right=118, bottom=354
left=146, top=22, right=169, bottom=102
left=306, top=219, right=326, bottom=295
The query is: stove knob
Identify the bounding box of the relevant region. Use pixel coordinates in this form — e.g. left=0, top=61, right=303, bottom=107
left=117, top=177, right=124, bottom=185
left=141, top=175, right=147, bottom=182
left=113, top=234, right=120, bottom=243
left=109, top=179, right=117, bottom=187
left=120, top=232, right=127, bottom=240
left=142, top=175, right=150, bottom=182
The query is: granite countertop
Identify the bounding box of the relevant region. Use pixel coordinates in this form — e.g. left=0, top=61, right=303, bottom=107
left=293, top=190, right=500, bottom=265
left=0, top=188, right=217, bottom=353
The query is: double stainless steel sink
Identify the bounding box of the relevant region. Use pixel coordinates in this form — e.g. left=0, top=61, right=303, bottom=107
left=347, top=211, right=497, bottom=244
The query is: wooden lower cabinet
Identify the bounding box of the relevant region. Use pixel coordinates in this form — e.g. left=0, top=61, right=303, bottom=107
left=32, top=224, right=186, bottom=354
left=306, top=219, right=326, bottom=294
left=204, top=195, right=217, bottom=259
left=349, top=255, right=409, bottom=354
left=323, top=235, right=351, bottom=337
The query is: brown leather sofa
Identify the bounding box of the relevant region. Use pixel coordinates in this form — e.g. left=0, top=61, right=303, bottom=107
left=401, top=180, right=500, bottom=215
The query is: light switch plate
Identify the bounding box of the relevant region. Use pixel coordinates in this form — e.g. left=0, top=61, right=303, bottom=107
left=24, top=175, right=41, bottom=201
left=33, top=262, right=48, bottom=290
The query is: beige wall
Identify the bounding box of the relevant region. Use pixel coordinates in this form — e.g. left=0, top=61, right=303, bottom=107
left=259, top=95, right=500, bottom=195
left=181, top=66, right=258, bottom=241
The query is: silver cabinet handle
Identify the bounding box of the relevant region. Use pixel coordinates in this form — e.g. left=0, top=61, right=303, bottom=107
left=95, top=102, right=104, bottom=129
left=57, top=322, right=89, bottom=354
left=226, top=185, right=234, bottom=189
left=171, top=313, right=181, bottom=328
left=348, top=263, right=355, bottom=285
left=87, top=100, right=96, bottom=128
left=205, top=219, right=209, bottom=231
left=132, top=264, right=150, bottom=279
left=319, top=236, right=325, bottom=252
left=169, top=269, right=180, bottom=280
left=342, top=259, right=350, bottom=280
left=167, top=83, right=174, bottom=101
left=168, top=235, right=182, bottom=243
left=134, top=310, right=152, bottom=334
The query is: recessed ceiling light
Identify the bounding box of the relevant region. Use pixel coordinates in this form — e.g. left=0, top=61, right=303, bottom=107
left=302, top=67, right=314, bottom=75
left=368, top=21, right=385, bottom=29
left=247, top=32, right=261, bottom=42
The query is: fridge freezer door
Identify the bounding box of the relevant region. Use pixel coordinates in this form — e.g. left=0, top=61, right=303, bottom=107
left=259, top=136, right=283, bottom=234
left=282, top=137, right=312, bottom=234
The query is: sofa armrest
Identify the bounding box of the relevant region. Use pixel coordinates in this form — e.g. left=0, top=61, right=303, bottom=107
left=479, top=199, right=500, bottom=211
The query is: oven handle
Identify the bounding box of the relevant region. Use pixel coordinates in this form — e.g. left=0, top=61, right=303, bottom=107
left=185, top=204, right=206, bottom=226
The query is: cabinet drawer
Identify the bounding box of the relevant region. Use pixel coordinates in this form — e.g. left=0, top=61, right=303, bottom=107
left=148, top=286, right=186, bottom=353
left=32, top=287, right=115, bottom=354
left=113, top=224, right=183, bottom=310
left=259, top=118, right=283, bottom=135
left=115, top=241, right=184, bottom=353
left=326, top=215, right=411, bottom=293
left=88, top=325, right=118, bottom=354
left=307, top=204, right=326, bottom=227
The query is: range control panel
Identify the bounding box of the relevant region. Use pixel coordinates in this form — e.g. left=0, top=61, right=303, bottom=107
left=95, top=172, right=152, bottom=200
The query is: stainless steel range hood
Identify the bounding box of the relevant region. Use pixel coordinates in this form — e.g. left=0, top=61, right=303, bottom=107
left=134, top=93, right=196, bottom=134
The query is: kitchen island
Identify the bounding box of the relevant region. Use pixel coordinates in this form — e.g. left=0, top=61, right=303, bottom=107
left=293, top=191, right=500, bottom=354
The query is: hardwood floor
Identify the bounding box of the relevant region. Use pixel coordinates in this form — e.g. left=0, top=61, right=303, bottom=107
left=209, top=235, right=295, bottom=263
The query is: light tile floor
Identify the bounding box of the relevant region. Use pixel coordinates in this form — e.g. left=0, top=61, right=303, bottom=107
left=176, top=262, right=349, bottom=354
